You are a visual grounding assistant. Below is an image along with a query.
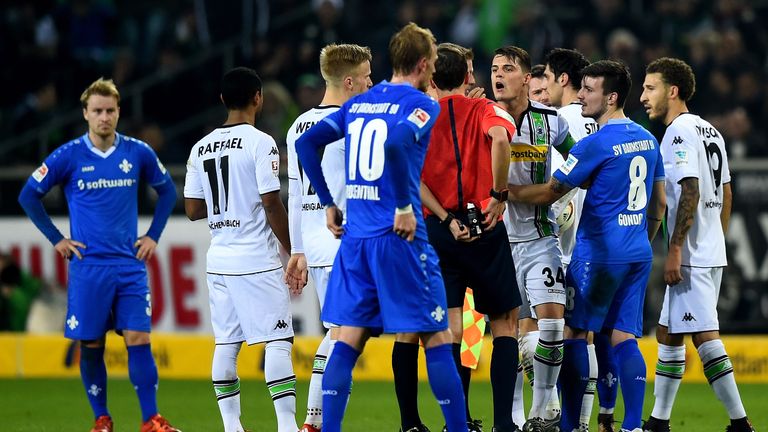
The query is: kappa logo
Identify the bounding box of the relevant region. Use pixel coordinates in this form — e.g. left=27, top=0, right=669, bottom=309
left=269, top=146, right=279, bottom=156
left=672, top=136, right=684, bottom=145
left=119, top=158, right=133, bottom=173
left=682, top=312, right=697, bottom=322
left=274, top=319, right=289, bottom=330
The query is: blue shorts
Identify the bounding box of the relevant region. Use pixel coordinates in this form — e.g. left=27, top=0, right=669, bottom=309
left=65, top=263, right=152, bottom=340
left=564, top=260, right=651, bottom=337
left=321, top=233, right=449, bottom=334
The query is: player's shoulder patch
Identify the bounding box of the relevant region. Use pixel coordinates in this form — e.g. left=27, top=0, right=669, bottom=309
left=674, top=149, right=689, bottom=166
left=31, top=163, right=49, bottom=182
left=492, top=105, right=516, bottom=126
left=560, top=154, right=579, bottom=175
left=407, top=107, right=431, bottom=129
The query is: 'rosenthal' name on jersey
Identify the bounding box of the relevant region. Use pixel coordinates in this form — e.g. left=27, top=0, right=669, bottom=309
left=197, top=138, right=244, bottom=156
left=346, top=184, right=380, bottom=200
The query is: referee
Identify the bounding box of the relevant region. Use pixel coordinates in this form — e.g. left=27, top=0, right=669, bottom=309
left=421, top=44, right=522, bottom=432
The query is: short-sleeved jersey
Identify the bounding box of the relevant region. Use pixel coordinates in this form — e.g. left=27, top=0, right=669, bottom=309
left=422, top=95, right=516, bottom=215
left=551, top=102, right=599, bottom=264
left=319, top=81, right=440, bottom=241
left=504, top=100, right=574, bottom=242
left=26, top=133, right=171, bottom=266
left=184, top=123, right=282, bottom=275
left=554, top=118, right=664, bottom=264
left=661, top=113, right=730, bottom=267
left=286, top=106, right=345, bottom=267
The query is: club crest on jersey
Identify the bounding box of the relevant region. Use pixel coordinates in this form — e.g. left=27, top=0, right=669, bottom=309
left=407, top=108, right=431, bottom=128
left=32, top=163, right=49, bottom=182
left=272, top=160, right=279, bottom=177
left=119, top=158, right=133, bottom=173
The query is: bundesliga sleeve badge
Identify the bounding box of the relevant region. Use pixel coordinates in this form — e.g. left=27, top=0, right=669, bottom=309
left=407, top=108, right=431, bottom=129
left=32, top=163, right=49, bottom=182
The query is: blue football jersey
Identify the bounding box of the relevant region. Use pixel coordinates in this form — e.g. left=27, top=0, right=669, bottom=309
left=554, top=118, right=664, bottom=263
left=26, top=133, right=171, bottom=265
left=320, top=81, right=440, bottom=240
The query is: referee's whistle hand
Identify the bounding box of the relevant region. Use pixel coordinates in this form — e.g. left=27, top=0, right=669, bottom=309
left=482, top=198, right=505, bottom=230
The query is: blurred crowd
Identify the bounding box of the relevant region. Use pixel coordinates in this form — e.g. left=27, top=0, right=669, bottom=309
left=1, top=0, right=767, bottom=166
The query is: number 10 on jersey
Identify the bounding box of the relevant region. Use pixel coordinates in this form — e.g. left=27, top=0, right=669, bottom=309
left=348, top=118, right=388, bottom=182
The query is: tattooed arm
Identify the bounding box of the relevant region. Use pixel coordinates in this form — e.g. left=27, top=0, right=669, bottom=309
left=665, top=177, right=699, bottom=285
left=508, top=177, right=573, bottom=206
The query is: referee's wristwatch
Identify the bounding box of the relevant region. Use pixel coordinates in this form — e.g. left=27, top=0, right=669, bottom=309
left=490, top=188, right=509, bottom=201
left=440, top=212, right=456, bottom=226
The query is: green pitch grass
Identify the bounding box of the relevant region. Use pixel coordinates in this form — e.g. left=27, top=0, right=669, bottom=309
left=2, top=379, right=766, bottom=431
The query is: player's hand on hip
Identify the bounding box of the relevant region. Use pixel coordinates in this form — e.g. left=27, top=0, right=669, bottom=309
left=326, top=205, right=344, bottom=238
left=664, top=248, right=683, bottom=286
left=449, top=219, right=475, bottom=242
left=55, top=238, right=86, bottom=260
left=482, top=197, right=506, bottom=230
left=134, top=236, right=157, bottom=261
left=393, top=207, right=417, bottom=242
left=284, top=253, right=308, bottom=295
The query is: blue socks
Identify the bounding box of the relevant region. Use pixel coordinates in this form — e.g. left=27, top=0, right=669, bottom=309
left=426, top=343, right=468, bottom=431
left=322, top=341, right=358, bottom=432
left=560, top=339, right=589, bottom=432
left=595, top=332, right=618, bottom=411
left=614, top=338, right=646, bottom=430
left=80, top=345, right=109, bottom=419
left=127, top=344, right=159, bottom=422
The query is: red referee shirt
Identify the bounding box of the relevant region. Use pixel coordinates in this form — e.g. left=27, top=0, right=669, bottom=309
left=422, top=94, right=517, bottom=216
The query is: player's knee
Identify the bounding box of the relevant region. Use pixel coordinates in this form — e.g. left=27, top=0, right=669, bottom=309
left=691, top=331, right=719, bottom=348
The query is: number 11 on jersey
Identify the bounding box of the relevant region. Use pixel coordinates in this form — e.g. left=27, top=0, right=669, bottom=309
left=203, top=156, right=230, bottom=215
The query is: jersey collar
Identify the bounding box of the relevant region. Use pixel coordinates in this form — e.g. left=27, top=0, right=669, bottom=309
left=606, top=118, right=632, bottom=125
left=83, top=132, right=121, bottom=158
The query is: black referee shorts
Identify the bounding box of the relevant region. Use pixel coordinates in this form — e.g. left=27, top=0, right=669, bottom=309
left=426, top=214, right=521, bottom=316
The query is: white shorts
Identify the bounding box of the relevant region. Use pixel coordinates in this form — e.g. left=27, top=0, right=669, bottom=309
left=207, top=269, right=294, bottom=345
left=510, top=236, right=566, bottom=320
left=309, top=266, right=337, bottom=329
left=659, top=266, right=722, bottom=334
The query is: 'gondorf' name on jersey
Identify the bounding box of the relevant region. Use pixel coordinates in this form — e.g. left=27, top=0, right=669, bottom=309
left=198, top=137, right=244, bottom=156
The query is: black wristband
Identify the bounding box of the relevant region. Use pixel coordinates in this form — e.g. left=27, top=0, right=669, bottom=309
left=490, top=188, right=509, bottom=201
left=440, top=212, right=456, bottom=226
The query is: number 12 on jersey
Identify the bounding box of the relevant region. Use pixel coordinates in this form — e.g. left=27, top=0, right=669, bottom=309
left=203, top=156, right=229, bottom=215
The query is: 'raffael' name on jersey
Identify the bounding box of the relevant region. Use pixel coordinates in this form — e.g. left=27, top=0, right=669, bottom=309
left=197, top=137, right=244, bottom=156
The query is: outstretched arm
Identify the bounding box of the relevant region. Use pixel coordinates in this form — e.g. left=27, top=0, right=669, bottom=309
left=508, top=177, right=573, bottom=206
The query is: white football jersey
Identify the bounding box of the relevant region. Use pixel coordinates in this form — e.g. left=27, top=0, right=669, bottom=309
left=184, top=123, right=282, bottom=274
left=504, top=100, right=573, bottom=242
left=662, top=113, right=730, bottom=267
left=286, top=106, right=346, bottom=267
left=551, top=102, right=599, bottom=264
